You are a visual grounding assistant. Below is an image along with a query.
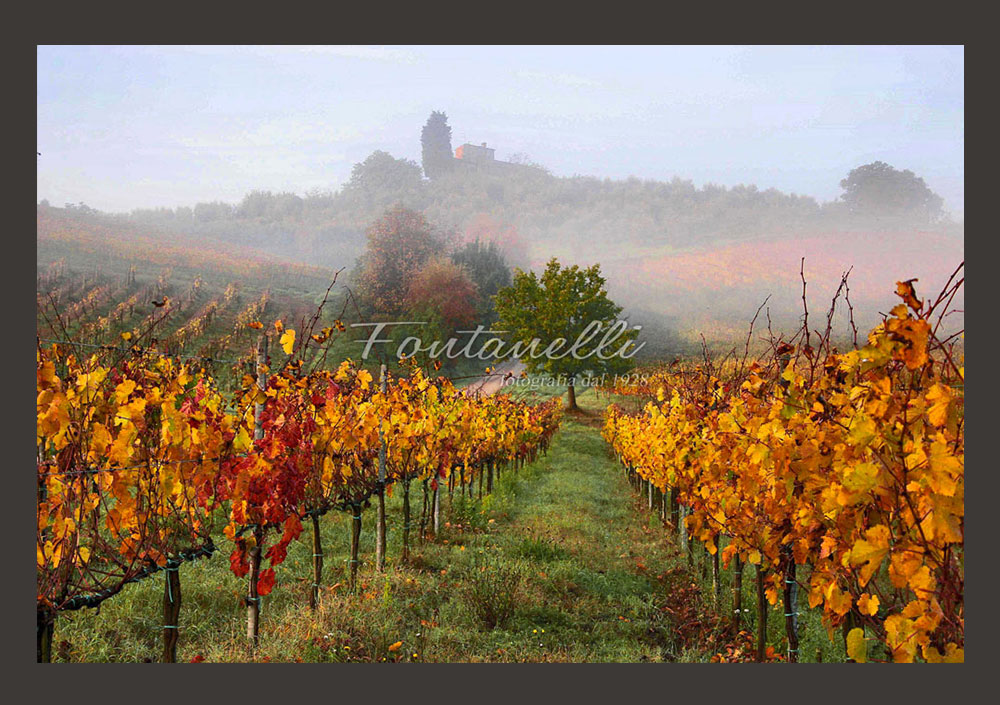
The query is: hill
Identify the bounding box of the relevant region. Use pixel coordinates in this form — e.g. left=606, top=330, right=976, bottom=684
left=44, top=153, right=964, bottom=351
left=600, top=229, right=964, bottom=345
left=36, top=207, right=343, bottom=369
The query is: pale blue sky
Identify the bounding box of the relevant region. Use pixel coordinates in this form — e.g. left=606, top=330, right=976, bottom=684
left=37, top=45, right=964, bottom=218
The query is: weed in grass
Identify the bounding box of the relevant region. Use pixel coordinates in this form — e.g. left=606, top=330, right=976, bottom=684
left=463, top=555, right=524, bottom=630
left=515, top=536, right=568, bottom=563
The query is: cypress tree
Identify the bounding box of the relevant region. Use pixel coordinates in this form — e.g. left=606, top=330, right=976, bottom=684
left=421, top=110, right=454, bottom=179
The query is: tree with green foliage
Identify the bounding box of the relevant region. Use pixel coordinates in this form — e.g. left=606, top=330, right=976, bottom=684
left=236, top=190, right=304, bottom=220
left=451, top=239, right=511, bottom=325
left=839, top=161, right=944, bottom=223
left=421, top=111, right=454, bottom=180
left=342, top=151, right=424, bottom=206
left=494, top=258, right=639, bottom=411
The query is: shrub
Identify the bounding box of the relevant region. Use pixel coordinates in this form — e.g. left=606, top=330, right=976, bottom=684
left=463, top=554, right=523, bottom=629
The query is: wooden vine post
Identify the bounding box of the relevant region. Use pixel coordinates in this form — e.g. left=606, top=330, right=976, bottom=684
left=401, top=477, right=411, bottom=563
left=782, top=546, right=799, bottom=662
left=161, top=564, right=182, bottom=662
left=349, top=503, right=362, bottom=591
left=711, top=539, right=721, bottom=608
left=37, top=443, right=54, bottom=663
left=682, top=506, right=694, bottom=568
left=37, top=609, right=54, bottom=663
left=309, top=512, right=323, bottom=611
left=432, top=480, right=441, bottom=534
left=253, top=333, right=268, bottom=438
left=755, top=564, right=768, bottom=662
left=247, top=334, right=267, bottom=647
left=246, top=526, right=263, bottom=646
left=448, top=472, right=454, bottom=515
left=375, top=364, right=387, bottom=573
left=419, top=479, right=429, bottom=542
left=732, top=556, right=743, bottom=632
left=669, top=489, right=679, bottom=537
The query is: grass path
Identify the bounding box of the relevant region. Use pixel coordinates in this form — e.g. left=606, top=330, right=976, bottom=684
left=491, top=407, right=683, bottom=661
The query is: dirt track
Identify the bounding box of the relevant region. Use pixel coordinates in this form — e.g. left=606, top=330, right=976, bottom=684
left=463, top=359, right=527, bottom=397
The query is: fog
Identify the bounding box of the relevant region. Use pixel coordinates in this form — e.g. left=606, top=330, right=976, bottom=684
left=37, top=46, right=964, bottom=357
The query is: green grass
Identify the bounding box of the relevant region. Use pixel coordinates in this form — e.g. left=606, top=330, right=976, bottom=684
left=50, top=387, right=848, bottom=663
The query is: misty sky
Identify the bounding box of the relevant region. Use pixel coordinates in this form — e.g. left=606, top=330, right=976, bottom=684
left=37, top=45, right=964, bottom=218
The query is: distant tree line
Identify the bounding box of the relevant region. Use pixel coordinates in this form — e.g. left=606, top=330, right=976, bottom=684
left=49, top=111, right=952, bottom=274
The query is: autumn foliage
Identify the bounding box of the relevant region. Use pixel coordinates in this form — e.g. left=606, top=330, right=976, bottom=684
left=406, top=258, right=479, bottom=331
left=603, top=272, right=964, bottom=662
left=36, top=323, right=562, bottom=657
left=357, top=206, right=446, bottom=316
left=36, top=349, right=231, bottom=615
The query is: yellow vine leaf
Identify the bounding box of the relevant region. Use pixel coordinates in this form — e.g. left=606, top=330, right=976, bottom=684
left=847, top=414, right=876, bottom=448
left=884, top=615, right=919, bottom=663
left=233, top=426, right=252, bottom=453
left=857, top=593, right=879, bottom=616
left=925, top=384, right=952, bottom=427
left=280, top=329, right=296, bottom=355
left=923, top=643, right=964, bottom=663
left=849, top=524, right=890, bottom=586
left=843, top=461, right=880, bottom=494
left=846, top=627, right=867, bottom=663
